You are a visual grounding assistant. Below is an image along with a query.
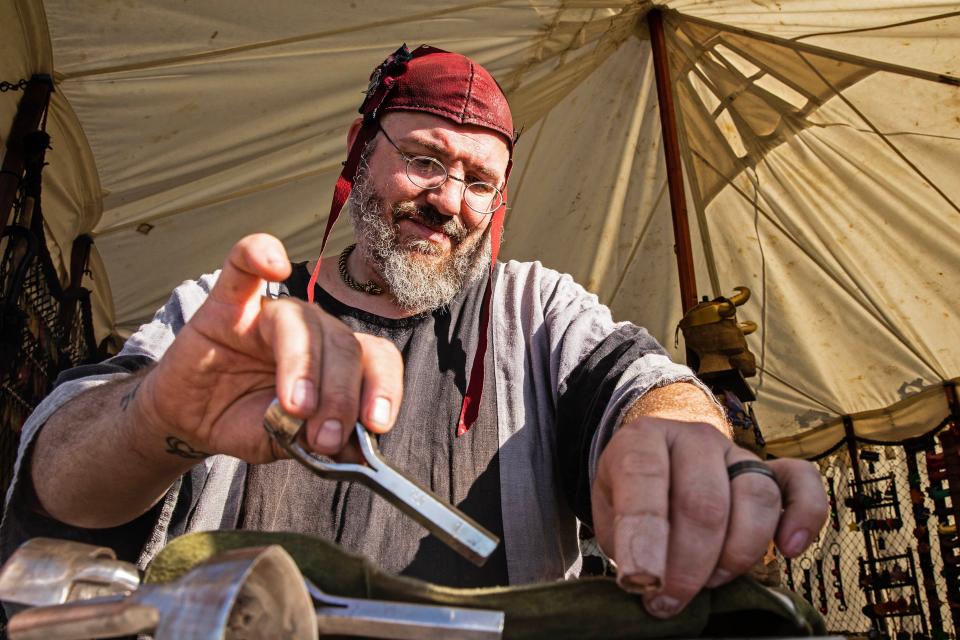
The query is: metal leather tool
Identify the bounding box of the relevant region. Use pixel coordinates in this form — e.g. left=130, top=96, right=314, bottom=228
left=307, top=579, right=504, bottom=639
left=263, top=398, right=499, bottom=566
left=1, top=538, right=504, bottom=640
left=6, top=546, right=318, bottom=640
left=0, top=538, right=140, bottom=607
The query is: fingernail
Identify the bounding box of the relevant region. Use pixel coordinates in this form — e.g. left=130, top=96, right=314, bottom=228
left=371, top=397, right=391, bottom=427
left=314, top=419, right=342, bottom=450
left=785, top=529, right=810, bottom=556
left=613, top=514, right=668, bottom=594
left=621, top=572, right=662, bottom=594
left=646, top=595, right=681, bottom=618
left=291, top=378, right=315, bottom=412
left=705, top=569, right=732, bottom=589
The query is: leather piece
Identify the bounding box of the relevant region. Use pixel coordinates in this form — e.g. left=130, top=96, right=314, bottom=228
left=146, top=530, right=827, bottom=639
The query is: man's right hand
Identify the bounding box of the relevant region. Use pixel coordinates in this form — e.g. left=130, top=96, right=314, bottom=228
left=29, top=234, right=403, bottom=528
left=139, top=233, right=404, bottom=463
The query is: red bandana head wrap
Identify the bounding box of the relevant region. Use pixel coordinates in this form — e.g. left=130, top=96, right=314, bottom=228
left=307, top=44, right=516, bottom=436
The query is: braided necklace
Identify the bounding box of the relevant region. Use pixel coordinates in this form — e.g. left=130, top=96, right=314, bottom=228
left=338, top=244, right=383, bottom=295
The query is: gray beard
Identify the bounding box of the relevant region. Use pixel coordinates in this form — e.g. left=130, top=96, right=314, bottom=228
left=347, top=163, right=491, bottom=314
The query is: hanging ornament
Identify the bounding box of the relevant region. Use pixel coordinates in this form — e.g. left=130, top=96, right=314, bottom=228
left=907, top=470, right=922, bottom=487
left=890, top=563, right=908, bottom=584
left=800, top=558, right=814, bottom=604
left=784, top=556, right=796, bottom=591
left=861, top=449, right=880, bottom=475
left=815, top=556, right=829, bottom=614
left=830, top=543, right=848, bottom=612
left=826, top=475, right=841, bottom=531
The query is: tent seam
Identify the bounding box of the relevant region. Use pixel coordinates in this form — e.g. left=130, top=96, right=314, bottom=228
left=57, top=0, right=515, bottom=80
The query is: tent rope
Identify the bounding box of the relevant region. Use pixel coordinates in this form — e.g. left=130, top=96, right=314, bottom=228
left=797, top=49, right=960, bottom=218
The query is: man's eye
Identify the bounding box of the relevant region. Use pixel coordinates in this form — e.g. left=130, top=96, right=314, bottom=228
left=409, top=156, right=442, bottom=173
left=469, top=182, right=497, bottom=195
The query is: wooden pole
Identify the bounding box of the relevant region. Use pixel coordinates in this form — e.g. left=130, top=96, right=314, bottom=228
left=60, top=234, right=94, bottom=331
left=647, top=10, right=698, bottom=314
left=68, top=235, right=93, bottom=293
left=0, top=75, right=53, bottom=232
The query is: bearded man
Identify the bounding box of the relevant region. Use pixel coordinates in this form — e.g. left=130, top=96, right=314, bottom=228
left=1, top=45, right=826, bottom=617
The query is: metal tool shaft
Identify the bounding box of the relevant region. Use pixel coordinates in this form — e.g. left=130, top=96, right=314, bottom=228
left=308, top=580, right=503, bottom=640
left=264, top=399, right=499, bottom=565
left=7, top=595, right=157, bottom=640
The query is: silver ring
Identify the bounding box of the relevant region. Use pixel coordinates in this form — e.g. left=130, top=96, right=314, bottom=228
left=727, top=460, right=777, bottom=483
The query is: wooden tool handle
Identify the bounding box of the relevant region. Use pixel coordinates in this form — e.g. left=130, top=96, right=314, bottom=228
left=7, top=598, right=158, bottom=640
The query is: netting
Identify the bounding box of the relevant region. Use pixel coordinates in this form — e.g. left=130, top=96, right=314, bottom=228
left=0, top=171, right=98, bottom=501
left=781, top=419, right=960, bottom=639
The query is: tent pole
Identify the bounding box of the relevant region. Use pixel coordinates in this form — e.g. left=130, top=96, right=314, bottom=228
left=647, top=10, right=698, bottom=314
left=0, top=75, right=53, bottom=232
left=59, top=234, right=94, bottom=331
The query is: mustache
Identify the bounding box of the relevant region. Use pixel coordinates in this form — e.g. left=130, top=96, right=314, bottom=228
left=392, top=201, right=467, bottom=242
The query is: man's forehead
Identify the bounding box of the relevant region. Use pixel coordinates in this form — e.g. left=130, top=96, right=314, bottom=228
left=380, top=112, right=510, bottom=179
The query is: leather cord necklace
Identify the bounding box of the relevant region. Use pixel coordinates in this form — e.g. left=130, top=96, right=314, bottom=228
left=338, top=244, right=383, bottom=295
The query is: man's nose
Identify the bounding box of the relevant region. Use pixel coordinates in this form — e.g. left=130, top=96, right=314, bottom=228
left=423, top=178, right=463, bottom=219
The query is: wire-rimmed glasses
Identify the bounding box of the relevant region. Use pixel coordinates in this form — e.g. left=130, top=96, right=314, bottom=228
left=378, top=126, right=504, bottom=214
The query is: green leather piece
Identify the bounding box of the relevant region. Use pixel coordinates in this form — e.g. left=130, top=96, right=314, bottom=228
left=145, top=531, right=826, bottom=639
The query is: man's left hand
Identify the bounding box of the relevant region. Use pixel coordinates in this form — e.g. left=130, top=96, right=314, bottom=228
left=591, top=415, right=827, bottom=618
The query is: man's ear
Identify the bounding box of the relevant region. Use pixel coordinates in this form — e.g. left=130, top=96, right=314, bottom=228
left=347, top=117, right=365, bottom=153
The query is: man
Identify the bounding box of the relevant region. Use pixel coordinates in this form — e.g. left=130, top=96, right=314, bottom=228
left=1, top=45, right=826, bottom=617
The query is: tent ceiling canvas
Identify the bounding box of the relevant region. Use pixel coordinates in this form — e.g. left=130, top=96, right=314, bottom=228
left=1, top=0, right=958, bottom=457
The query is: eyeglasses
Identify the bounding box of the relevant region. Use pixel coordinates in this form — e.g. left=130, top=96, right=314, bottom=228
left=377, top=126, right=504, bottom=214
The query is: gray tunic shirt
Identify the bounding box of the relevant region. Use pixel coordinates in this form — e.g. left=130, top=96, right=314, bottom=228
left=1, top=260, right=709, bottom=585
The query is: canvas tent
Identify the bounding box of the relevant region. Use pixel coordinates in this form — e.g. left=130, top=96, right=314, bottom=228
left=1, top=0, right=958, bottom=459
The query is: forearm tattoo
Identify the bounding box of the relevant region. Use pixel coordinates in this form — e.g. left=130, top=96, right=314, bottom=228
left=165, top=436, right=211, bottom=459
left=119, top=379, right=210, bottom=458
left=119, top=381, right=141, bottom=411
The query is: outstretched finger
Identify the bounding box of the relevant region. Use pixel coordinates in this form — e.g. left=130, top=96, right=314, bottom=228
left=209, top=234, right=292, bottom=307
left=768, top=458, right=829, bottom=557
